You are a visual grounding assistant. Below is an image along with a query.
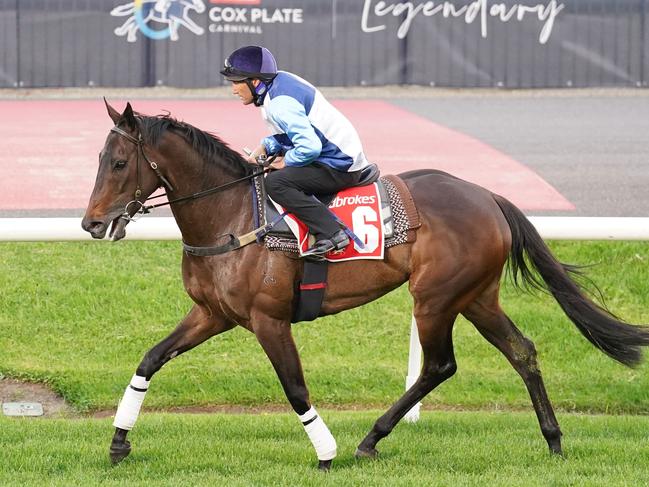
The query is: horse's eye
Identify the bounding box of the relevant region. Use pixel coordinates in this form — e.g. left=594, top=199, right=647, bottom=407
left=113, top=159, right=127, bottom=170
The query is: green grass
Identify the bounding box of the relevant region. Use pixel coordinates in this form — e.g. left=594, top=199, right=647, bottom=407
left=2, top=411, right=648, bottom=486
left=0, top=241, right=648, bottom=413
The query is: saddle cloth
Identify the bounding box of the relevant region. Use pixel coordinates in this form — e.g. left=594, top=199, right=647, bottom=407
left=252, top=174, right=420, bottom=261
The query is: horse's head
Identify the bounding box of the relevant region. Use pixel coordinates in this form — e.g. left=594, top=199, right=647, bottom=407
left=82, top=100, right=162, bottom=241
left=186, top=0, right=206, bottom=14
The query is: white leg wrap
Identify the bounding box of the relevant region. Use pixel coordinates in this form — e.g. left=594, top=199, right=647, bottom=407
left=298, top=406, right=337, bottom=461
left=113, top=374, right=150, bottom=430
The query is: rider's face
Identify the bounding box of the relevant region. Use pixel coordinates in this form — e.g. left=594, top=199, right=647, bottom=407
left=231, top=79, right=259, bottom=106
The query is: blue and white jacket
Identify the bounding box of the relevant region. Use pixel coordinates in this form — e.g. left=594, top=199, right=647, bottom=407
left=259, top=71, right=369, bottom=172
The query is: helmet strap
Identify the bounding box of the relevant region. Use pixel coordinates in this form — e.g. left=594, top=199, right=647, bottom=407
left=248, top=79, right=270, bottom=107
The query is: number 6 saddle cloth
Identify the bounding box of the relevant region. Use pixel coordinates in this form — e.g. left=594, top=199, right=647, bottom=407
left=252, top=174, right=421, bottom=262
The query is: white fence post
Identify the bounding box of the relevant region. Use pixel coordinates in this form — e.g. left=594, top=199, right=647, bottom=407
left=403, top=315, right=422, bottom=423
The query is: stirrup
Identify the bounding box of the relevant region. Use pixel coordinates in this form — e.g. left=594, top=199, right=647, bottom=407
left=302, top=230, right=350, bottom=258
left=302, top=239, right=336, bottom=258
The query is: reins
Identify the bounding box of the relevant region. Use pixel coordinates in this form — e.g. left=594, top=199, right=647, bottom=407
left=141, top=168, right=270, bottom=212
left=111, top=125, right=273, bottom=213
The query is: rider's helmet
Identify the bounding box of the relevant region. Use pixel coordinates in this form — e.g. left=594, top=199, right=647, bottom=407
left=220, top=45, right=278, bottom=82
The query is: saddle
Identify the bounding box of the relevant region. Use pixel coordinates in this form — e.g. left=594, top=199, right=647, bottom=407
left=263, top=163, right=388, bottom=239
left=252, top=165, right=420, bottom=259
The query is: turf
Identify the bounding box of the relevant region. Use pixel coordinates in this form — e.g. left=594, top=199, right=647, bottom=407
left=0, top=240, right=648, bottom=413
left=1, top=411, right=648, bottom=486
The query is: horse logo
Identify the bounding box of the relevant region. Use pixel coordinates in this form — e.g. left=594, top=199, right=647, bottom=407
left=111, top=0, right=206, bottom=42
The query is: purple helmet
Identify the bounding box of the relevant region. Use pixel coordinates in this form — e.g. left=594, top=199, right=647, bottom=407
left=220, top=46, right=278, bottom=82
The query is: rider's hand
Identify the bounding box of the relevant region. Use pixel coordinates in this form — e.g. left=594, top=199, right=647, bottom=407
left=246, top=144, right=267, bottom=165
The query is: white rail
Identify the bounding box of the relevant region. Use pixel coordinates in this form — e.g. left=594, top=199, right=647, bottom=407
left=1, top=216, right=649, bottom=241
left=1, top=216, right=647, bottom=423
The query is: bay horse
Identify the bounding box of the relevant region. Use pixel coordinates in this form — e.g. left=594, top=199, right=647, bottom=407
left=82, top=101, right=649, bottom=470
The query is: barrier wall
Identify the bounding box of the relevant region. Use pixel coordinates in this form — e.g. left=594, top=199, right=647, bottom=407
left=1, top=0, right=648, bottom=88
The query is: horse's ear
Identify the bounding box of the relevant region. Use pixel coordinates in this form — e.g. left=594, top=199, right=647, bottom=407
left=121, top=102, right=137, bottom=130
left=104, top=97, right=121, bottom=125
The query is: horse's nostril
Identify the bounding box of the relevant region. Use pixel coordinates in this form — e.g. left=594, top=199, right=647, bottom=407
left=81, top=219, right=105, bottom=234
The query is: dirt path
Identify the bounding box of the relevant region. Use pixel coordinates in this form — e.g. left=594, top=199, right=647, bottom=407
left=0, top=378, right=73, bottom=418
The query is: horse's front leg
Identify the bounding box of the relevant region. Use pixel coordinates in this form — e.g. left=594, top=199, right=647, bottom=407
left=253, top=314, right=337, bottom=471
left=110, top=304, right=234, bottom=464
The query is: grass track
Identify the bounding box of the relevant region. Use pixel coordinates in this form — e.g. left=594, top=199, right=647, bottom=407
left=1, top=241, right=649, bottom=485
left=2, top=411, right=648, bottom=486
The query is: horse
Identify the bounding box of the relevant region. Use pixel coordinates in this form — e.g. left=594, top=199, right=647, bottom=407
left=112, top=0, right=205, bottom=42
left=82, top=100, right=649, bottom=470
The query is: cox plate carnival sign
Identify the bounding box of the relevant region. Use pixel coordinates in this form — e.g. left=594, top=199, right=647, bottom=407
left=111, top=0, right=564, bottom=44
left=111, top=0, right=304, bottom=41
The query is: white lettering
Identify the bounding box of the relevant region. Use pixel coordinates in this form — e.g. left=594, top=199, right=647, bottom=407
left=538, top=1, right=564, bottom=44
left=360, top=0, right=565, bottom=44
left=352, top=206, right=380, bottom=253
left=210, top=23, right=262, bottom=34
left=362, top=0, right=386, bottom=33
left=250, top=8, right=262, bottom=22
left=490, top=3, right=518, bottom=23
left=329, top=195, right=377, bottom=209
left=239, top=8, right=304, bottom=24
left=210, top=8, right=303, bottom=25
left=209, top=7, right=247, bottom=23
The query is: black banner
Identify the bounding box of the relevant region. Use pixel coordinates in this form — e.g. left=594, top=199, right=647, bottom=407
left=0, top=0, right=647, bottom=88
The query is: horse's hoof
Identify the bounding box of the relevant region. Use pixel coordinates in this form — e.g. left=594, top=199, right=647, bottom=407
left=109, top=440, right=131, bottom=465
left=548, top=438, right=563, bottom=457
left=354, top=447, right=379, bottom=459
left=318, top=459, right=333, bottom=471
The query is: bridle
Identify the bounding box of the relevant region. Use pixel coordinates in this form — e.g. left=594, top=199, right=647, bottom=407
left=110, top=124, right=281, bottom=256
left=110, top=125, right=271, bottom=220
left=111, top=126, right=174, bottom=200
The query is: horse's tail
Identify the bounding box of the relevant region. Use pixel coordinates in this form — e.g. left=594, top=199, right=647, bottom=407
left=492, top=193, right=649, bottom=367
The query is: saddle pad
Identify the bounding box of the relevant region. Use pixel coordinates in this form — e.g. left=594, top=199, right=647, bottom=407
left=262, top=175, right=420, bottom=258
left=272, top=183, right=385, bottom=261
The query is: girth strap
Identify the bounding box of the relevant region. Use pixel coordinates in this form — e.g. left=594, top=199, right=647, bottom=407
left=292, top=259, right=329, bottom=323
left=183, top=209, right=288, bottom=257
left=183, top=234, right=244, bottom=257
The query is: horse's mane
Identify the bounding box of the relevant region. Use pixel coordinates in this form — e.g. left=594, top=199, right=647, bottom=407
left=135, top=113, right=254, bottom=177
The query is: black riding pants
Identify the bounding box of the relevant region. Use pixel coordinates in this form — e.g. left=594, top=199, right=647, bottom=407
left=265, top=162, right=361, bottom=240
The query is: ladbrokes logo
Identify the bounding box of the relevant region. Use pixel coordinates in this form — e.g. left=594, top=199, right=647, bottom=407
left=111, top=0, right=303, bottom=42
left=330, top=195, right=377, bottom=209
left=112, top=0, right=206, bottom=42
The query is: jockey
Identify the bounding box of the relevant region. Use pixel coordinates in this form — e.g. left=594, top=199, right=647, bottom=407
left=220, top=45, right=371, bottom=258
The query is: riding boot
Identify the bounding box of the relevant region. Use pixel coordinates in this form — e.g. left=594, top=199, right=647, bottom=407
left=303, top=229, right=350, bottom=258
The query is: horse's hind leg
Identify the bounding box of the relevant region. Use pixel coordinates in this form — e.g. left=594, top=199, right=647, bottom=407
left=356, top=307, right=458, bottom=458
left=463, top=287, right=563, bottom=455
left=110, top=304, right=234, bottom=464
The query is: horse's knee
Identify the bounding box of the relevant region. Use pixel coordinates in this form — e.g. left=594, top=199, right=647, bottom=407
left=136, top=349, right=171, bottom=379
